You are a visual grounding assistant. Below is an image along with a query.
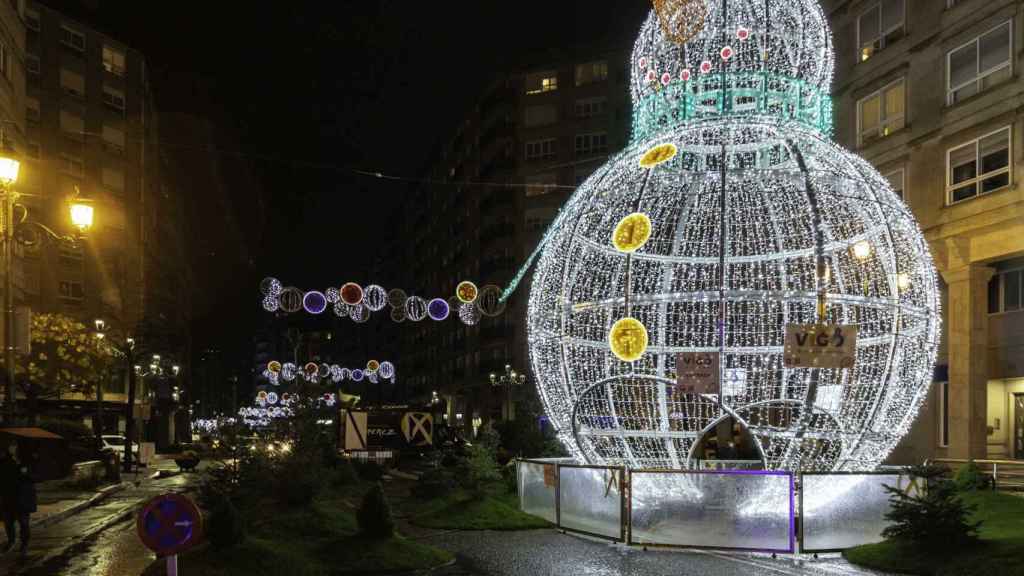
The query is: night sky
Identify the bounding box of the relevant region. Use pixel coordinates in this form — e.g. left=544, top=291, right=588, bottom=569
left=49, top=1, right=650, bottom=371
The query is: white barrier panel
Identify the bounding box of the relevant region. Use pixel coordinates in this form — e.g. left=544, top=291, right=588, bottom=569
left=518, top=460, right=557, bottom=523
left=630, top=470, right=794, bottom=552
left=801, top=473, right=904, bottom=552
left=557, top=465, right=623, bottom=539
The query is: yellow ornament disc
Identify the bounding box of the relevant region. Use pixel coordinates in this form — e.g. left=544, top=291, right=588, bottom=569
left=612, top=212, right=653, bottom=253
left=608, top=317, right=649, bottom=362
left=267, top=360, right=282, bottom=374
left=456, top=281, right=478, bottom=304
left=639, top=142, right=677, bottom=168
left=366, top=359, right=380, bottom=373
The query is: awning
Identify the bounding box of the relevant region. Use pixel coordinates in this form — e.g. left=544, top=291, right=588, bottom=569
left=0, top=427, right=64, bottom=440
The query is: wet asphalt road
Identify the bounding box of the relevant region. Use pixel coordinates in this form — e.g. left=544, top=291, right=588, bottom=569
left=0, top=462, right=203, bottom=576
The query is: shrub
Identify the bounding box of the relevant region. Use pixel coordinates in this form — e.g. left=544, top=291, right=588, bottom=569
left=954, top=460, right=988, bottom=491
left=274, top=453, right=323, bottom=508
left=459, top=426, right=501, bottom=496
left=334, top=458, right=358, bottom=486
left=412, top=468, right=457, bottom=499
left=882, top=478, right=981, bottom=549
left=357, top=482, right=394, bottom=539
left=207, top=493, right=246, bottom=550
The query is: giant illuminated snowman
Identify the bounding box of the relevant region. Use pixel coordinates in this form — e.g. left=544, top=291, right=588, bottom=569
left=526, top=0, right=939, bottom=471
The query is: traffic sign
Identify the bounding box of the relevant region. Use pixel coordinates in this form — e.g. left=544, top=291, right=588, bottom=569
left=137, top=493, right=204, bottom=556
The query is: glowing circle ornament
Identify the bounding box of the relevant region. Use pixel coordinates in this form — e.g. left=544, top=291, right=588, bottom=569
left=281, top=363, right=297, bottom=382
left=325, top=287, right=340, bottom=303
left=456, top=281, right=478, bottom=304
left=458, top=302, right=481, bottom=326
left=340, top=283, right=364, bottom=306
left=278, top=287, right=303, bottom=313
left=427, top=298, right=450, bottom=321
left=350, top=303, right=370, bottom=323
left=379, top=361, right=395, bottom=380
left=303, top=290, right=327, bottom=314
left=390, top=306, right=406, bottom=323
left=639, top=142, right=678, bottom=168
left=476, top=285, right=506, bottom=317
left=405, top=296, right=428, bottom=322
left=364, top=285, right=388, bottom=311
left=612, top=212, right=653, bottom=253
left=260, top=277, right=283, bottom=296
left=526, top=1, right=939, bottom=473
left=333, top=301, right=348, bottom=318
left=387, top=288, right=407, bottom=309
left=366, top=359, right=380, bottom=373
left=267, top=361, right=282, bottom=374
left=608, top=317, right=649, bottom=362
left=262, top=296, right=279, bottom=313
left=351, top=369, right=365, bottom=382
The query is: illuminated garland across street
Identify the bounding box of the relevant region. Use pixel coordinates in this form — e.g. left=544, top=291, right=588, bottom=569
left=259, top=278, right=506, bottom=324
left=525, top=0, right=940, bottom=472
left=261, top=360, right=395, bottom=386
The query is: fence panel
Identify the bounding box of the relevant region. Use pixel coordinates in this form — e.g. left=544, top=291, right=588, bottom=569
left=801, top=473, right=905, bottom=552
left=630, top=470, right=794, bottom=552
left=518, top=460, right=557, bottom=523
left=557, top=465, right=624, bottom=540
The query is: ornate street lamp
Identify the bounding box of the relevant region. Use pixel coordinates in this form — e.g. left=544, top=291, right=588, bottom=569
left=489, top=364, right=526, bottom=421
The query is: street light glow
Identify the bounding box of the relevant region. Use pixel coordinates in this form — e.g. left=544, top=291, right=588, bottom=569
left=0, top=156, right=19, bottom=185
left=70, top=203, right=94, bottom=232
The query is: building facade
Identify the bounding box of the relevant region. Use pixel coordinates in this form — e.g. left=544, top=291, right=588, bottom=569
left=824, top=0, right=1024, bottom=462
left=402, top=45, right=631, bottom=433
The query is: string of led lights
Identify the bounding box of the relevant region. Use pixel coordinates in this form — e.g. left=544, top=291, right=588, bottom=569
left=525, top=0, right=940, bottom=473
left=260, top=359, right=396, bottom=386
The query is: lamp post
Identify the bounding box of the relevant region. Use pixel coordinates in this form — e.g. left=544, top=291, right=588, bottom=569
left=93, top=319, right=107, bottom=444
left=0, top=146, right=93, bottom=423
left=489, top=364, right=526, bottom=422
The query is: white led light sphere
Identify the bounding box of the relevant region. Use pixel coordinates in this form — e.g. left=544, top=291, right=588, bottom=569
left=526, top=1, right=939, bottom=472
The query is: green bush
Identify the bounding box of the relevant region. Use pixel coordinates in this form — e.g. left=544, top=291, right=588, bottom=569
left=412, top=468, right=457, bottom=499
left=334, top=458, right=359, bottom=486
left=274, top=456, right=323, bottom=507
left=882, top=478, right=981, bottom=549
left=459, top=426, right=502, bottom=496
left=207, top=493, right=246, bottom=550
left=357, top=482, right=394, bottom=539
left=954, top=460, right=988, bottom=491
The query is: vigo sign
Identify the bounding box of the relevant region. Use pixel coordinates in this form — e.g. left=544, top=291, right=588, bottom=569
left=783, top=324, right=858, bottom=369
left=675, top=351, right=720, bottom=394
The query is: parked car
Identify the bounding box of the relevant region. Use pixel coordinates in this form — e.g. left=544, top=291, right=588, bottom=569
left=100, top=435, right=139, bottom=460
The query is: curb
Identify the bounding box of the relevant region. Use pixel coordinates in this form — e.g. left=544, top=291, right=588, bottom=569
left=32, top=481, right=130, bottom=529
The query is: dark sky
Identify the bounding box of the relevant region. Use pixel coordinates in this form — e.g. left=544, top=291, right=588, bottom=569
left=51, top=1, right=650, bottom=369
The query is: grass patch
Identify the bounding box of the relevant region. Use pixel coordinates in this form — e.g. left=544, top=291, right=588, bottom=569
left=844, top=491, right=1024, bottom=576
left=409, top=486, right=550, bottom=531
left=145, top=484, right=452, bottom=576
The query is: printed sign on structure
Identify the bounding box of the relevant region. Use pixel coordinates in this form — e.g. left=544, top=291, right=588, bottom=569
left=675, top=351, right=720, bottom=394
left=783, top=324, right=858, bottom=369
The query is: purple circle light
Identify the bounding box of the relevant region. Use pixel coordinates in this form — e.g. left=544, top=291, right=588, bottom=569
left=351, top=369, right=365, bottom=382
left=303, top=290, right=327, bottom=314
left=427, top=298, right=450, bottom=321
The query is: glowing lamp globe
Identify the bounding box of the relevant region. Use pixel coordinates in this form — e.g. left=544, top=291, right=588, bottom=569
left=526, top=0, right=939, bottom=472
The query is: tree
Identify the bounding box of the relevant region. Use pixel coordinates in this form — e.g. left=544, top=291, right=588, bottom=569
left=882, top=475, right=981, bottom=549
left=13, top=313, right=118, bottom=409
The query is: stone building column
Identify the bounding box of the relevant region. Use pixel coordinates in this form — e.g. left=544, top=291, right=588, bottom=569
left=941, top=265, right=995, bottom=459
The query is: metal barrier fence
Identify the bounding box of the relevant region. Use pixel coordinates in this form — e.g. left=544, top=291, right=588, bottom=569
left=518, top=459, right=907, bottom=553
left=927, top=458, right=1024, bottom=491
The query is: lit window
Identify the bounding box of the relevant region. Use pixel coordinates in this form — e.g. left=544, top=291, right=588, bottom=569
left=947, top=126, right=1011, bottom=203
left=574, top=132, right=608, bottom=156
left=884, top=168, right=904, bottom=200
left=574, top=60, right=608, bottom=86
left=575, top=97, right=608, bottom=118
left=103, top=45, right=126, bottom=76
left=103, top=85, right=126, bottom=112
left=26, top=54, right=39, bottom=75
left=989, top=268, right=1023, bottom=314
left=24, top=8, right=40, bottom=32
left=525, top=71, right=558, bottom=95
left=60, top=68, right=85, bottom=98
left=857, top=79, right=904, bottom=145
left=102, top=167, right=124, bottom=191
left=59, top=109, right=84, bottom=138
left=59, top=153, right=83, bottom=177
left=60, top=25, right=85, bottom=52
left=858, top=0, right=905, bottom=61
left=102, top=124, right=125, bottom=153
left=525, top=138, right=556, bottom=161
left=947, top=21, right=1011, bottom=105
left=523, top=104, right=558, bottom=127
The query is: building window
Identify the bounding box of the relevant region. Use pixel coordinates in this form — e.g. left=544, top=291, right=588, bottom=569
left=58, top=245, right=83, bottom=269
left=575, top=132, right=608, bottom=156
left=575, top=97, right=607, bottom=118
left=857, top=79, right=904, bottom=146
left=60, top=25, right=85, bottom=52
left=26, top=98, right=40, bottom=123
left=60, top=68, right=85, bottom=98
left=947, top=126, right=1011, bottom=204
left=525, top=173, right=558, bottom=196
left=102, top=85, right=126, bottom=112
left=988, top=267, right=1022, bottom=314
left=102, top=45, right=126, bottom=76
left=575, top=60, right=608, bottom=86
left=59, top=109, right=84, bottom=139
left=102, top=124, right=125, bottom=153
left=59, top=153, right=83, bottom=178
left=947, top=21, right=1011, bottom=105
left=0, top=41, right=9, bottom=81
left=937, top=381, right=949, bottom=447
left=857, top=0, right=905, bottom=61
left=24, top=7, right=40, bottom=32
left=26, top=54, right=39, bottom=75
left=523, top=104, right=558, bottom=127
left=525, top=71, right=558, bottom=95
left=525, top=138, right=556, bottom=161
left=102, top=167, right=124, bottom=191
left=884, top=168, right=904, bottom=200
left=58, top=280, right=84, bottom=301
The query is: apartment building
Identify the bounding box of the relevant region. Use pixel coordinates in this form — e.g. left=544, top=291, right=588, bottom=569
left=825, top=0, right=1024, bottom=462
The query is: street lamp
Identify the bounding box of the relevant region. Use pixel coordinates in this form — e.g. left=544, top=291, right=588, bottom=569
left=93, top=319, right=107, bottom=445
left=69, top=203, right=94, bottom=234
left=489, top=364, right=526, bottom=421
